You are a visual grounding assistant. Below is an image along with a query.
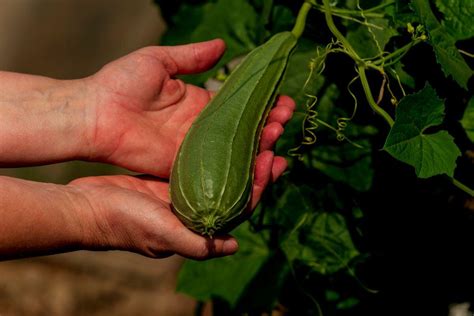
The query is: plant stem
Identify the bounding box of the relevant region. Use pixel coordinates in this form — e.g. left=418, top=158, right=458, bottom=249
left=358, top=65, right=394, bottom=127
left=361, top=1, right=396, bottom=13
left=292, top=2, right=312, bottom=39
left=314, top=5, right=384, bottom=18
left=308, top=0, right=395, bottom=16
left=450, top=177, right=474, bottom=197
left=374, top=39, right=421, bottom=66
left=458, top=49, right=474, bottom=58
left=321, top=0, right=361, bottom=62
left=329, top=12, right=385, bottom=28
left=319, top=0, right=393, bottom=126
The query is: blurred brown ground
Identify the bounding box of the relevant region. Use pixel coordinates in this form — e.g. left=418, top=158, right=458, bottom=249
left=0, top=1, right=196, bottom=315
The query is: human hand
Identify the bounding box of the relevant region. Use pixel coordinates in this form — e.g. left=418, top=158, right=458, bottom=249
left=69, top=144, right=283, bottom=259
left=83, top=40, right=295, bottom=178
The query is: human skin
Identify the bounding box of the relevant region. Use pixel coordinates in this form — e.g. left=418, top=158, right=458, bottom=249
left=0, top=39, right=295, bottom=260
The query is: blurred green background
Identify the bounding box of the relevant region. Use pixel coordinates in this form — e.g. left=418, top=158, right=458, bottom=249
left=0, top=1, right=197, bottom=315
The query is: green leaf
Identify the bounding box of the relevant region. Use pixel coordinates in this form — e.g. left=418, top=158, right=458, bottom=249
left=271, top=5, right=296, bottom=34
left=435, top=0, right=474, bottom=40
left=311, top=138, right=374, bottom=192
left=386, top=0, right=418, bottom=28
left=460, top=97, right=474, bottom=142
left=325, top=289, right=340, bottom=301
left=236, top=252, right=290, bottom=310
left=282, top=212, right=359, bottom=275
left=273, top=183, right=314, bottom=233
left=177, top=222, right=269, bottom=308
left=347, top=17, right=398, bottom=59
left=161, top=0, right=262, bottom=85
left=390, top=61, right=416, bottom=89
left=280, top=39, right=325, bottom=106
left=384, top=84, right=461, bottom=178
left=312, top=83, right=340, bottom=122
left=410, top=0, right=473, bottom=89
left=337, top=297, right=360, bottom=310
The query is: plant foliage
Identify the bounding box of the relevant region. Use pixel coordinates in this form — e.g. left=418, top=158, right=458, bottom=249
left=155, top=0, right=474, bottom=314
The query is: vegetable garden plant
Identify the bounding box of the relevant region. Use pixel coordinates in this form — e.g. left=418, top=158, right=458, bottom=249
left=156, top=0, right=473, bottom=314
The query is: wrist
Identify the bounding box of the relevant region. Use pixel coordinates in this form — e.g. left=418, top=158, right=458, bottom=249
left=51, top=78, right=97, bottom=161
left=0, top=72, right=94, bottom=165
left=0, top=177, right=92, bottom=259
left=65, top=181, right=121, bottom=251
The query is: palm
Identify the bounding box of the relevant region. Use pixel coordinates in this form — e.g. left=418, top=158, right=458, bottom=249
left=90, top=49, right=213, bottom=177
left=70, top=174, right=222, bottom=258
left=71, top=175, right=172, bottom=212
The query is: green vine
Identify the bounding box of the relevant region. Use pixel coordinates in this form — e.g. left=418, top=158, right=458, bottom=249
left=290, top=0, right=473, bottom=196
left=164, top=0, right=474, bottom=314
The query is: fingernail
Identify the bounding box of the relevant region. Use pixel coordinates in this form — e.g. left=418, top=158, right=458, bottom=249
left=223, top=239, right=238, bottom=254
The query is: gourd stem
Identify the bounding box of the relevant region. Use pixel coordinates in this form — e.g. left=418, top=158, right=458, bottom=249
left=291, top=2, right=312, bottom=39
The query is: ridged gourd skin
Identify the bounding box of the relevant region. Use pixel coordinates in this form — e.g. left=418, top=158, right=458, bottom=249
left=169, top=31, right=297, bottom=236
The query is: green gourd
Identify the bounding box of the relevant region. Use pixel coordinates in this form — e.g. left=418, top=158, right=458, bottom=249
left=169, top=3, right=311, bottom=237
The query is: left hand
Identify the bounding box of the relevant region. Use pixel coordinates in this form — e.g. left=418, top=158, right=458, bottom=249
left=68, top=142, right=281, bottom=260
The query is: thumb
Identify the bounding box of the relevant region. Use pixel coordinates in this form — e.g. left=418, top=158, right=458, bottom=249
left=169, top=227, right=239, bottom=260
left=159, top=39, right=226, bottom=76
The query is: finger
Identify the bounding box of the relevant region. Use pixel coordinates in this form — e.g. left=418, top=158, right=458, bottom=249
left=208, top=90, right=217, bottom=99
left=259, top=122, right=284, bottom=152
left=275, top=95, right=297, bottom=111
left=157, top=39, right=226, bottom=76
left=170, top=228, right=239, bottom=260
left=250, top=151, right=274, bottom=209
left=267, top=95, right=296, bottom=125
left=271, top=156, right=288, bottom=182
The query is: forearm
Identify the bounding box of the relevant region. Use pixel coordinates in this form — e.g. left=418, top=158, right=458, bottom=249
left=0, top=71, right=92, bottom=166
left=0, top=176, right=90, bottom=260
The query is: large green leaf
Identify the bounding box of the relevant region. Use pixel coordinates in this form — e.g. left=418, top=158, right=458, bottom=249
left=311, top=138, right=374, bottom=192
left=410, top=0, right=473, bottom=89
left=282, top=212, right=359, bottom=275
left=176, top=222, right=270, bottom=308
left=384, top=84, right=461, bottom=178
left=272, top=183, right=314, bottom=233
left=435, top=0, right=474, bottom=40
left=460, top=97, right=474, bottom=142
left=386, top=0, right=418, bottom=28
left=236, top=252, right=290, bottom=310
